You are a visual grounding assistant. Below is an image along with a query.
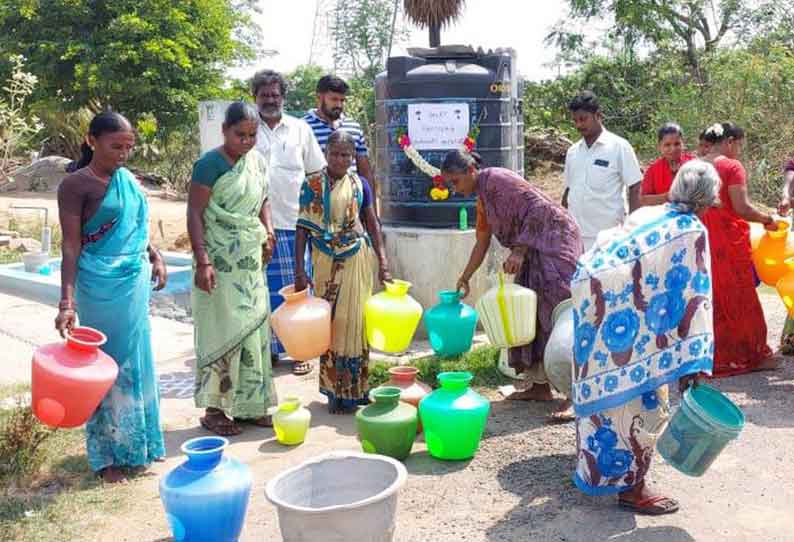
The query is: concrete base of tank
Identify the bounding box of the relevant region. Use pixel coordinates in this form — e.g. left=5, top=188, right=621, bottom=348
left=381, top=226, right=510, bottom=338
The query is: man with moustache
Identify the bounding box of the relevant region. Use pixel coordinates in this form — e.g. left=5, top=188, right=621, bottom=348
left=303, top=75, right=378, bottom=214
left=251, top=69, right=325, bottom=375
left=562, top=91, right=643, bottom=250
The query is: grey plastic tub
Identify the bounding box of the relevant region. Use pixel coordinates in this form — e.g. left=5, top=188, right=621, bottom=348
left=265, top=451, right=407, bottom=542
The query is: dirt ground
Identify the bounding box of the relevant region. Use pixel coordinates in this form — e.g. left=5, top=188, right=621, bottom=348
left=3, top=184, right=794, bottom=541
left=0, top=289, right=792, bottom=541
left=0, top=189, right=190, bottom=253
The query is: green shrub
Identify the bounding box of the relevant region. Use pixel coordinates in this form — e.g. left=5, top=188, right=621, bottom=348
left=525, top=43, right=794, bottom=207
left=0, top=401, right=56, bottom=481
left=129, top=126, right=200, bottom=195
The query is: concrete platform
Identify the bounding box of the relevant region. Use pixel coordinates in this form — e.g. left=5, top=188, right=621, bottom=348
left=381, top=226, right=509, bottom=337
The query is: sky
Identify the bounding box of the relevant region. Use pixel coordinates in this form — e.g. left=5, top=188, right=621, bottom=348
left=241, top=0, right=571, bottom=82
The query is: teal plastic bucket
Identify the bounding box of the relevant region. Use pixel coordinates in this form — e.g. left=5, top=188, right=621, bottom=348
left=657, top=384, right=744, bottom=477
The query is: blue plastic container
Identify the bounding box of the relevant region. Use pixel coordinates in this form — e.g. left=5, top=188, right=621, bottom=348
left=160, top=436, right=252, bottom=541
left=424, top=290, right=478, bottom=357
left=657, top=384, right=744, bottom=477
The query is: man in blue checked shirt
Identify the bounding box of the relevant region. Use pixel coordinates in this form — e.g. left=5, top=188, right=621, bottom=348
left=304, top=75, right=379, bottom=215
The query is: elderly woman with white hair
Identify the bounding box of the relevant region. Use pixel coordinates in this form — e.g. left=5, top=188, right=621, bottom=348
left=570, top=160, right=720, bottom=515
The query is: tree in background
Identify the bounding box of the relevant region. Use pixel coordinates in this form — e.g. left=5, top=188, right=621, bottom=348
left=531, top=0, right=794, bottom=206
left=0, top=55, right=42, bottom=180
left=284, top=64, right=325, bottom=115
left=331, top=0, right=408, bottom=80
left=550, top=0, right=772, bottom=82
left=0, top=0, right=260, bottom=129
left=403, top=0, right=466, bottom=47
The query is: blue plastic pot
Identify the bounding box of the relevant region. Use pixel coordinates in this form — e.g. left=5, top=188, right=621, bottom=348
left=657, top=384, right=744, bottom=477
left=160, top=436, right=252, bottom=541
left=424, top=290, right=478, bottom=357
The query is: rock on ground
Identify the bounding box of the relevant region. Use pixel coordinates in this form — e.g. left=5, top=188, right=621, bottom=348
left=8, top=237, right=41, bottom=252
left=525, top=129, right=573, bottom=164
left=2, top=156, right=71, bottom=193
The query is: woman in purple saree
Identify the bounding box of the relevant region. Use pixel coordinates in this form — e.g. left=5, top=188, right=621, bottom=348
left=442, top=150, right=584, bottom=408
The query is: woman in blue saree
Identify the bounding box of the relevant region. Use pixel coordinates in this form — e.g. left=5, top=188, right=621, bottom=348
left=572, top=160, right=719, bottom=514
left=57, top=111, right=166, bottom=483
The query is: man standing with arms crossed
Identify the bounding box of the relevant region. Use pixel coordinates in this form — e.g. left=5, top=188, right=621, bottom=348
left=252, top=69, right=326, bottom=375
left=562, top=91, right=643, bottom=250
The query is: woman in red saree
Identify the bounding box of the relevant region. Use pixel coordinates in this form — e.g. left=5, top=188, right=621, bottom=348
left=700, top=122, right=784, bottom=376
left=639, top=123, right=695, bottom=208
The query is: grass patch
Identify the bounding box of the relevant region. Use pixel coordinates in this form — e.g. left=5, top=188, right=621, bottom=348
left=0, top=385, right=135, bottom=542
left=0, top=217, right=63, bottom=265
left=0, top=247, right=20, bottom=264
left=0, top=383, right=30, bottom=402
left=368, top=345, right=511, bottom=390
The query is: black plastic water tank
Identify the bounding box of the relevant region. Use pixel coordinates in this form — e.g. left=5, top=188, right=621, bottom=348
left=375, top=47, right=524, bottom=228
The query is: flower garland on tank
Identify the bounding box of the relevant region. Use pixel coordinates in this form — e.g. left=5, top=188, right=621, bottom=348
left=395, top=125, right=480, bottom=201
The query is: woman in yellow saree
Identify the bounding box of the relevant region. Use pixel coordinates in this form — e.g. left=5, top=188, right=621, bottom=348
left=294, top=131, right=391, bottom=413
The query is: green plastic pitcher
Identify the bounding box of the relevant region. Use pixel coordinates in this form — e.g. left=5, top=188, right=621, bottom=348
left=419, top=372, right=490, bottom=460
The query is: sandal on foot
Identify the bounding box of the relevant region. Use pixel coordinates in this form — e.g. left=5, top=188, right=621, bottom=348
left=619, top=495, right=679, bottom=515
left=234, top=415, right=273, bottom=428
left=200, top=413, right=242, bottom=436
left=99, top=467, right=128, bottom=484
left=507, top=387, right=554, bottom=402
left=293, top=361, right=313, bottom=376
left=547, top=408, right=575, bottom=424
left=753, top=355, right=784, bottom=372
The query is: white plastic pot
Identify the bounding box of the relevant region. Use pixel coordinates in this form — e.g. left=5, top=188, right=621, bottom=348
left=477, top=273, right=537, bottom=349
left=543, top=299, right=574, bottom=398
left=265, top=451, right=407, bottom=542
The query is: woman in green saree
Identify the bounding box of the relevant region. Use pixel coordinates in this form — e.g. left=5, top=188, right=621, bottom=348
left=294, top=131, right=391, bottom=414
left=188, top=102, right=278, bottom=436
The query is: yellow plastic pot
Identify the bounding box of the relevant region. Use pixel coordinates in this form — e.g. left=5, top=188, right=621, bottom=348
left=365, top=280, right=423, bottom=353
left=777, top=258, right=794, bottom=317
left=272, top=396, right=311, bottom=446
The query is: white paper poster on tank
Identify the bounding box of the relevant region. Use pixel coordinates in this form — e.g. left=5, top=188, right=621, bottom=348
left=198, top=100, right=233, bottom=154
left=407, top=103, right=470, bottom=150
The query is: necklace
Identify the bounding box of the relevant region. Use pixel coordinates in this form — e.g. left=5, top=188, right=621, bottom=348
left=86, top=164, right=109, bottom=182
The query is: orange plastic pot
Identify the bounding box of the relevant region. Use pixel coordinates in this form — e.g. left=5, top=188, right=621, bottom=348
left=383, top=366, right=431, bottom=433
left=271, top=285, right=332, bottom=361
left=752, top=220, right=794, bottom=286
left=31, top=327, right=118, bottom=428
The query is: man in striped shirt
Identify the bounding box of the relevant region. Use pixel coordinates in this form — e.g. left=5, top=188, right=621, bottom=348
left=303, top=75, right=378, bottom=214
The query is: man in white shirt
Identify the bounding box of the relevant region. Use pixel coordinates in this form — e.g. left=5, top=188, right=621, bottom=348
left=562, top=91, right=643, bottom=250
left=252, top=69, right=326, bottom=374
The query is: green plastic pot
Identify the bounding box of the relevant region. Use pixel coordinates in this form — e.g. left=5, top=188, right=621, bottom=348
left=419, top=372, right=490, bottom=460
left=355, top=386, right=418, bottom=461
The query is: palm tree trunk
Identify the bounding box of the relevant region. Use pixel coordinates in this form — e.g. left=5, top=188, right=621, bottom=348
left=429, top=23, right=440, bottom=47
